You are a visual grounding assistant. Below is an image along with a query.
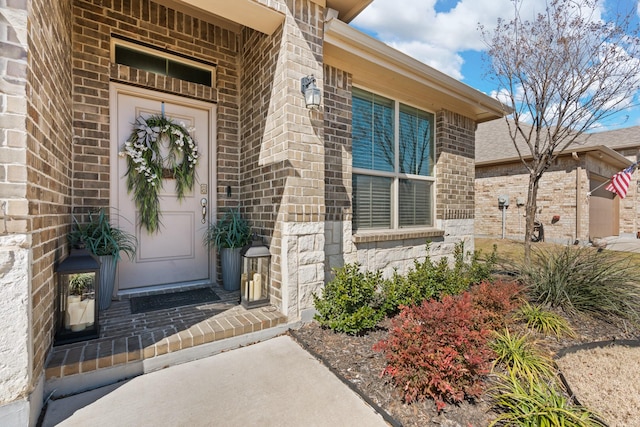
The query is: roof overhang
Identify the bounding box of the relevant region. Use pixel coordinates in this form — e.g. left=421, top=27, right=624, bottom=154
left=324, top=18, right=507, bottom=123
left=164, top=0, right=285, bottom=34
left=476, top=144, right=632, bottom=168
left=162, top=0, right=370, bottom=34
left=326, top=0, right=372, bottom=22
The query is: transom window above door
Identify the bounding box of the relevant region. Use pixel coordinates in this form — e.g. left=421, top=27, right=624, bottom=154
left=352, top=87, right=435, bottom=232
left=111, top=38, right=216, bottom=87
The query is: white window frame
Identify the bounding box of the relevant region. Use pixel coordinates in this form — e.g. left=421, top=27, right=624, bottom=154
left=352, top=87, right=436, bottom=231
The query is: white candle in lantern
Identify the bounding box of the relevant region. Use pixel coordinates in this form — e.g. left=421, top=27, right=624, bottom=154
left=253, top=273, right=262, bottom=300
left=81, top=299, right=95, bottom=326
left=68, top=303, right=86, bottom=332
left=248, top=280, right=254, bottom=301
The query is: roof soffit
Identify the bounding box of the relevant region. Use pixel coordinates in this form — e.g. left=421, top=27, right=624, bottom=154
left=167, top=0, right=285, bottom=34
left=326, top=0, right=372, bottom=22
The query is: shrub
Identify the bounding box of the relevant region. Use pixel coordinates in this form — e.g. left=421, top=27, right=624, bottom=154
left=518, top=246, right=640, bottom=322
left=490, top=329, right=556, bottom=381
left=374, top=292, right=494, bottom=411
left=490, top=368, right=606, bottom=427
left=469, top=280, right=523, bottom=330
left=514, top=301, right=576, bottom=338
left=313, top=263, right=384, bottom=334
left=467, top=243, right=499, bottom=284
left=381, top=242, right=499, bottom=315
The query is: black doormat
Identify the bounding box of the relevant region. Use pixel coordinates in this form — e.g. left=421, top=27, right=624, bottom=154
left=130, top=287, right=221, bottom=314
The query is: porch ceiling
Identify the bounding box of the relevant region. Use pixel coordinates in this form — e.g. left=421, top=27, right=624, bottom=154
left=324, top=18, right=507, bottom=123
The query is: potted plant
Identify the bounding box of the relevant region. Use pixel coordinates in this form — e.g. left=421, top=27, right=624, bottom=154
left=68, top=209, right=137, bottom=310
left=203, top=208, right=251, bottom=291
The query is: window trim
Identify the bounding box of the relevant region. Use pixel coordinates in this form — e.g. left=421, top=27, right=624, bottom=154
left=352, top=86, right=436, bottom=232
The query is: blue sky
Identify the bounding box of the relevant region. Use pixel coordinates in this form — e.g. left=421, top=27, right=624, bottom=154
left=352, top=0, right=640, bottom=131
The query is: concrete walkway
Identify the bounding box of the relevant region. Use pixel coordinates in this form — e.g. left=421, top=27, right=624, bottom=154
left=600, top=235, right=640, bottom=253
left=41, top=335, right=388, bottom=427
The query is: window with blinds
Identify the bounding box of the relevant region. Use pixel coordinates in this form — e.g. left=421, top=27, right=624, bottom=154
left=352, top=88, right=435, bottom=232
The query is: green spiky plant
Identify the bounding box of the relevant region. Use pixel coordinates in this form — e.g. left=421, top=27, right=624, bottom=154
left=517, top=245, right=640, bottom=323
left=490, top=368, right=606, bottom=427
left=203, top=208, right=252, bottom=249
left=68, top=209, right=137, bottom=261
left=490, top=328, right=556, bottom=381
left=515, top=301, right=576, bottom=338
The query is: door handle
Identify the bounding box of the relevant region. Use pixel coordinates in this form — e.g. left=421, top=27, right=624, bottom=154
left=201, top=198, right=207, bottom=224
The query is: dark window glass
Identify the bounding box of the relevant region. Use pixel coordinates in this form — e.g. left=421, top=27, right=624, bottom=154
left=168, top=60, right=211, bottom=86
left=352, top=88, right=394, bottom=172
left=399, top=104, right=434, bottom=176
left=115, top=44, right=213, bottom=87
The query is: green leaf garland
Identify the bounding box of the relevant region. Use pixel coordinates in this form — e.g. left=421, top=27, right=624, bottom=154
left=120, top=115, right=199, bottom=233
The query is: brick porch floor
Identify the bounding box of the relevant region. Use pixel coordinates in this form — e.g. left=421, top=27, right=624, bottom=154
left=45, top=285, right=287, bottom=383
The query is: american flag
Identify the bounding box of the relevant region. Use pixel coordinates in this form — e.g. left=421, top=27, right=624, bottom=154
left=606, top=164, right=635, bottom=199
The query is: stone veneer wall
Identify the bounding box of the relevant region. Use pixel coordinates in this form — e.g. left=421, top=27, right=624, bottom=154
left=0, top=0, right=72, bottom=422
left=72, top=0, right=240, bottom=219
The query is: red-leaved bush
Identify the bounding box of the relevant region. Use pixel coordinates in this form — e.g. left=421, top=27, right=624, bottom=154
left=374, top=292, right=494, bottom=411
left=469, top=280, right=523, bottom=329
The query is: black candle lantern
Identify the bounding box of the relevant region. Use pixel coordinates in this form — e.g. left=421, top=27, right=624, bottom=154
left=240, top=234, right=271, bottom=309
left=55, top=246, right=100, bottom=345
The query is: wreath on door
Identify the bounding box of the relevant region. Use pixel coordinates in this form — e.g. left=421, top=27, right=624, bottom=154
left=119, top=115, right=200, bottom=233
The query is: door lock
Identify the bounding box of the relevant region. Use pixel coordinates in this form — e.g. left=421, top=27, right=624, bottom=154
left=201, top=198, right=208, bottom=224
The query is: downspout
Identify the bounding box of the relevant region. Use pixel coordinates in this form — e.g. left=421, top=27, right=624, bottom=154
left=572, top=152, right=581, bottom=242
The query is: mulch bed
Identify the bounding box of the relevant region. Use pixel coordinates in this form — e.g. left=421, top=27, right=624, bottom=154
left=290, top=311, right=640, bottom=427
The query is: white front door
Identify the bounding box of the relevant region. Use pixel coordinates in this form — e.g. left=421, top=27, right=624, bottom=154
left=110, top=84, right=215, bottom=292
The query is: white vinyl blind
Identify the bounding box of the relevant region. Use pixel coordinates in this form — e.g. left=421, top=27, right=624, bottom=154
left=353, top=175, right=392, bottom=230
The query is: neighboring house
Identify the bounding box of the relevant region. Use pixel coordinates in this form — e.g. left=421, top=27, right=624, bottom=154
left=0, top=0, right=504, bottom=423
left=476, top=119, right=640, bottom=243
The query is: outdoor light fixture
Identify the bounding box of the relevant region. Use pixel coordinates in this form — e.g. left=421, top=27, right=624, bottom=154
left=301, top=74, right=321, bottom=109
left=55, top=245, right=100, bottom=345
left=240, top=234, right=271, bottom=309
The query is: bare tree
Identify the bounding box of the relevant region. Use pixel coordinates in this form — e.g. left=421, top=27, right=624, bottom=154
left=482, top=0, right=640, bottom=261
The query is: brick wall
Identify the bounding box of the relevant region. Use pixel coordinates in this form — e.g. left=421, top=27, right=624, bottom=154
left=616, top=147, right=640, bottom=234
left=436, top=110, right=476, bottom=220
left=244, top=0, right=326, bottom=318
left=474, top=153, right=630, bottom=242
left=323, top=65, right=352, bottom=223
left=27, top=0, right=74, bottom=388
left=239, top=24, right=286, bottom=304
left=72, top=0, right=240, bottom=219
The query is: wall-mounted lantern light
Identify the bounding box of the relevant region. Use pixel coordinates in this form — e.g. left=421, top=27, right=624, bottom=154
left=301, top=75, right=321, bottom=109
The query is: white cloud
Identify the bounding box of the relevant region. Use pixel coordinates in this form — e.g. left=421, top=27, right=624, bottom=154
left=352, top=0, right=605, bottom=80
left=352, top=0, right=520, bottom=79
